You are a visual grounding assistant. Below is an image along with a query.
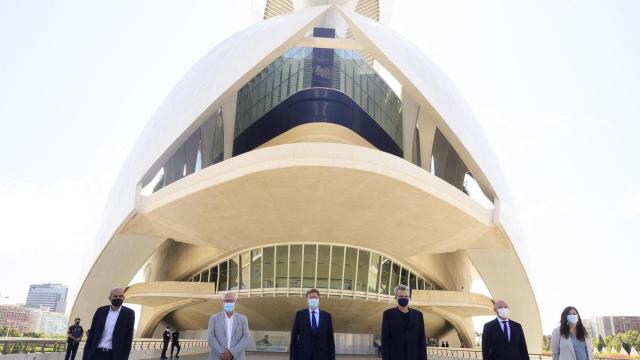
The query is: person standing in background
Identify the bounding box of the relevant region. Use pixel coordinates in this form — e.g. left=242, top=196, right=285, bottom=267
left=161, top=327, right=171, bottom=359
left=65, top=318, right=84, bottom=360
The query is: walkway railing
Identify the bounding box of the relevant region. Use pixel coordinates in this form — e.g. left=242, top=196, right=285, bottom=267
left=427, top=347, right=624, bottom=360
left=0, top=339, right=208, bottom=355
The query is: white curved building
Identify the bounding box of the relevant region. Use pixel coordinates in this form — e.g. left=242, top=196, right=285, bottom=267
left=72, top=1, right=542, bottom=353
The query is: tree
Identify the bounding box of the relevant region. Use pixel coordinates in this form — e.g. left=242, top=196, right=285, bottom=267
left=543, top=335, right=552, bottom=351
left=597, top=335, right=606, bottom=352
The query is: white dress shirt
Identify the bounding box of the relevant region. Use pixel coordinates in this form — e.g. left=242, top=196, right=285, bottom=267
left=308, top=308, right=320, bottom=328
left=98, top=306, right=121, bottom=349
left=497, top=317, right=511, bottom=342
left=224, top=313, right=235, bottom=349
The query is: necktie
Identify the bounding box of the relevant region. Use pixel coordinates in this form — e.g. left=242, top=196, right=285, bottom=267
left=502, top=321, right=509, bottom=342
left=311, top=311, right=318, bottom=334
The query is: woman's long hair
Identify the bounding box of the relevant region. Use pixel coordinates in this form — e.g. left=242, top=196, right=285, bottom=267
left=560, top=306, right=588, bottom=340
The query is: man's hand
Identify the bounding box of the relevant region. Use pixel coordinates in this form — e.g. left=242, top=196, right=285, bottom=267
left=220, top=350, right=233, bottom=360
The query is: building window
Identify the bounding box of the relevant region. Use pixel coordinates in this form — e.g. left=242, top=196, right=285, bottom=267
left=251, top=249, right=262, bottom=289
left=186, top=244, right=437, bottom=296
left=316, top=245, right=331, bottom=289
left=343, top=247, right=357, bottom=291
left=229, top=256, right=239, bottom=290
left=219, top=261, right=228, bottom=292
left=275, top=245, right=288, bottom=288
left=263, top=247, right=274, bottom=288
left=289, top=245, right=302, bottom=288
left=240, top=252, right=250, bottom=290
left=330, top=246, right=345, bottom=290
left=303, top=244, right=316, bottom=288
left=356, top=249, right=369, bottom=292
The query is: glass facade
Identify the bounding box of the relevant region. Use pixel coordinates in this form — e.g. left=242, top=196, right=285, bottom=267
left=141, top=108, right=224, bottom=194
left=187, top=244, right=436, bottom=297
left=234, top=47, right=403, bottom=150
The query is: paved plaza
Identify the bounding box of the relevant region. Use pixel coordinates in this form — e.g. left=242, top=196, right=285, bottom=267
left=174, top=353, right=378, bottom=360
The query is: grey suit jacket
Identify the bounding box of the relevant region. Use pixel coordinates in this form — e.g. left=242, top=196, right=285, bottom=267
left=208, top=312, right=250, bottom=360
left=551, top=326, right=594, bottom=360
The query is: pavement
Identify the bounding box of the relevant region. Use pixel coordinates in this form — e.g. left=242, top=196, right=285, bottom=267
left=173, top=353, right=378, bottom=360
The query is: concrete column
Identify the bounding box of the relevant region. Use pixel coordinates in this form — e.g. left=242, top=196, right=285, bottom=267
left=401, top=89, right=419, bottom=161
left=222, top=93, right=238, bottom=160
left=416, top=106, right=437, bottom=172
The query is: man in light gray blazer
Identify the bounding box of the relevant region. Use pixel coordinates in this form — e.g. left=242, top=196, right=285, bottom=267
left=208, top=292, right=250, bottom=360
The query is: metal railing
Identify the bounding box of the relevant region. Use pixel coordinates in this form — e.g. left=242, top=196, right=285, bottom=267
left=0, top=339, right=208, bottom=355
left=426, top=347, right=625, bottom=360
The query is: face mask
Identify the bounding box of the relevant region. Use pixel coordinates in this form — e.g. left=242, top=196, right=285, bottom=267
left=307, top=298, right=320, bottom=309
left=111, top=298, right=123, bottom=307
left=223, top=302, right=235, bottom=313
left=567, top=314, right=579, bottom=324
left=397, top=298, right=409, bottom=307
left=497, top=308, right=510, bottom=319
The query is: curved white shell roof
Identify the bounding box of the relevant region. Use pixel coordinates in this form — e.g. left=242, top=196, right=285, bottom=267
left=73, top=4, right=541, bottom=351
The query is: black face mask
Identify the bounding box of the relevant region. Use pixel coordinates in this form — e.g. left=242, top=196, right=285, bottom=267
left=397, top=298, right=409, bottom=307
left=111, top=298, right=124, bottom=307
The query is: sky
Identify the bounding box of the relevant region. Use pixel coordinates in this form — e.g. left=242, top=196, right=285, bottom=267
left=0, top=0, right=639, bottom=336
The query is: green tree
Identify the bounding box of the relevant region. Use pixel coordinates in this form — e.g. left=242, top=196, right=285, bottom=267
left=543, top=335, right=552, bottom=351
left=622, top=330, right=640, bottom=353
left=597, top=335, right=606, bottom=352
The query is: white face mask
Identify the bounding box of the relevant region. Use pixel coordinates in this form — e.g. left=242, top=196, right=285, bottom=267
left=497, top=308, right=510, bottom=319
left=567, top=314, right=579, bottom=324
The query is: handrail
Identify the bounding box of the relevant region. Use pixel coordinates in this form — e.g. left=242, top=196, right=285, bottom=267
left=0, top=339, right=208, bottom=355
left=426, top=347, right=624, bottom=360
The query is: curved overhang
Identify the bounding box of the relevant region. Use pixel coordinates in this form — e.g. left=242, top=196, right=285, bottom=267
left=125, top=281, right=494, bottom=338
left=122, top=143, right=506, bottom=260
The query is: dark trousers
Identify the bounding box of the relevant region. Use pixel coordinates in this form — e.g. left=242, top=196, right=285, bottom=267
left=161, top=341, right=169, bottom=358
left=65, top=340, right=79, bottom=360
left=170, top=343, right=181, bottom=357
left=90, top=349, right=112, bottom=360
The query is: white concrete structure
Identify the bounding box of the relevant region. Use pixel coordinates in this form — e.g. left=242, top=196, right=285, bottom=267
left=72, top=1, right=542, bottom=353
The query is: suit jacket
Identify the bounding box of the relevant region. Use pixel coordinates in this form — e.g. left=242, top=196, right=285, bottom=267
left=381, top=308, right=427, bottom=360
left=207, top=312, right=250, bottom=360
left=82, top=305, right=135, bottom=360
left=551, top=326, right=594, bottom=360
left=289, top=309, right=336, bottom=360
left=482, top=318, right=529, bottom=360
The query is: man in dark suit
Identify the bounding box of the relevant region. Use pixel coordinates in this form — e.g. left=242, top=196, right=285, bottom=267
left=82, top=288, right=135, bottom=360
left=482, top=299, right=529, bottom=360
left=289, top=288, right=335, bottom=360
left=161, top=327, right=171, bottom=359
left=381, top=284, right=427, bottom=360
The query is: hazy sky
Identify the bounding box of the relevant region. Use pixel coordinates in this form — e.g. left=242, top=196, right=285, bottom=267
left=1, top=0, right=638, bottom=335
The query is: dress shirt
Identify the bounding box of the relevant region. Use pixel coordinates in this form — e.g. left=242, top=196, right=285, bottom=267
left=97, top=306, right=121, bottom=349
left=497, top=317, right=511, bottom=342
left=308, top=307, right=320, bottom=328
left=224, top=313, right=235, bottom=349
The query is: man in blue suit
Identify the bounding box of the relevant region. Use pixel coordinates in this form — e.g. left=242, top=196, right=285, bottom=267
left=82, top=288, right=135, bottom=360
left=289, top=288, right=336, bottom=360
left=482, top=299, right=529, bottom=360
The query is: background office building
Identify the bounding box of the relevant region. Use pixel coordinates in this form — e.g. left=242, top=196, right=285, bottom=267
left=72, top=0, right=543, bottom=353
left=584, top=316, right=640, bottom=338
left=26, top=283, right=68, bottom=313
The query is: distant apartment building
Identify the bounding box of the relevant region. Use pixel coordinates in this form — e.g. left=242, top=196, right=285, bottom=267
left=0, top=304, right=42, bottom=333
left=0, top=304, right=68, bottom=335
left=584, top=316, right=640, bottom=338
left=26, top=283, right=68, bottom=313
